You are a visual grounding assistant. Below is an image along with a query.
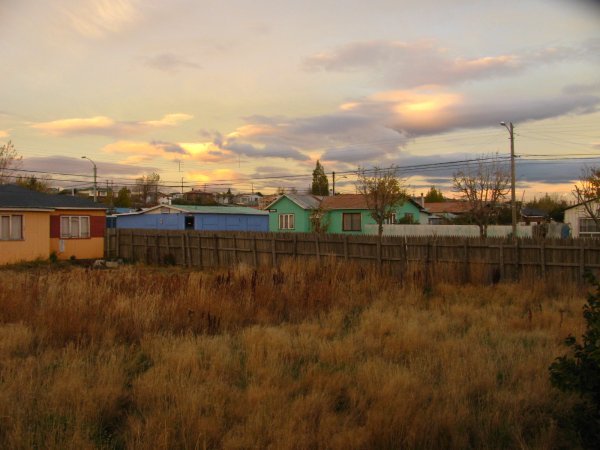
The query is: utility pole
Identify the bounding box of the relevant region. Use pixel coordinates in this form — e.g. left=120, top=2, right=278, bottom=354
left=500, top=122, right=516, bottom=238
left=81, top=156, right=97, bottom=202
left=332, top=171, right=336, bottom=196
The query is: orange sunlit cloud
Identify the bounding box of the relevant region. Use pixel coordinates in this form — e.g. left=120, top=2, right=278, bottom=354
left=186, top=168, right=239, bottom=183
left=366, top=88, right=462, bottom=131
left=32, top=113, right=193, bottom=137
left=179, top=142, right=231, bottom=162
left=227, top=123, right=280, bottom=139
left=33, top=116, right=116, bottom=136
left=0, top=130, right=9, bottom=138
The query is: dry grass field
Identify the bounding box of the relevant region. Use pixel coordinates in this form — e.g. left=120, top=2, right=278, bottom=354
left=0, top=260, right=588, bottom=449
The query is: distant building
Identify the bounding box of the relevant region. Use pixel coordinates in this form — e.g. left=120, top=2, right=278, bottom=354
left=114, top=204, right=268, bottom=232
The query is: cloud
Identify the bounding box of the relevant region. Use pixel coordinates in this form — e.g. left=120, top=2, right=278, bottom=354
left=103, top=140, right=188, bottom=163
left=102, top=139, right=233, bottom=164
left=562, top=81, right=600, bottom=95
left=303, top=39, right=583, bottom=88
left=342, top=87, right=600, bottom=137
left=32, top=113, right=193, bottom=137
left=0, top=130, right=9, bottom=138
left=144, top=52, right=202, bottom=72
left=22, top=155, right=156, bottom=178
left=215, top=112, right=406, bottom=164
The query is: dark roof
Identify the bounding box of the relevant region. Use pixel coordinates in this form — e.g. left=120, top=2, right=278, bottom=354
left=0, top=184, right=106, bottom=210
left=267, top=194, right=322, bottom=210
left=521, top=207, right=548, bottom=218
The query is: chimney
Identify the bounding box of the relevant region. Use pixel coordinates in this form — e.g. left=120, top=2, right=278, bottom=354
left=420, top=193, right=424, bottom=208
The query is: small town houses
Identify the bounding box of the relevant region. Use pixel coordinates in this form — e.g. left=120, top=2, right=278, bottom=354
left=266, top=193, right=428, bottom=234
left=0, top=184, right=106, bottom=265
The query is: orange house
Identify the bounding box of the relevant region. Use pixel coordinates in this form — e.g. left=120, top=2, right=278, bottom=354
left=0, top=184, right=106, bottom=265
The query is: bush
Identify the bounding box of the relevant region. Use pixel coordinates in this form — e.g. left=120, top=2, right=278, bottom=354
left=549, top=272, right=600, bottom=448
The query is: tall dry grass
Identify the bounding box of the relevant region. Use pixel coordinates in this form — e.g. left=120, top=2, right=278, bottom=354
left=0, top=260, right=587, bottom=449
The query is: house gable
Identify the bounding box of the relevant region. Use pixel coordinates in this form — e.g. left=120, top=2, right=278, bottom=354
left=267, top=196, right=315, bottom=232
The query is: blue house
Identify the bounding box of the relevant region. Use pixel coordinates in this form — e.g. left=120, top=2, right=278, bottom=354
left=115, top=204, right=268, bottom=232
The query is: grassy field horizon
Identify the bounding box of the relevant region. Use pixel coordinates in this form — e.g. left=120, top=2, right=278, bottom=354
left=0, top=261, right=588, bottom=449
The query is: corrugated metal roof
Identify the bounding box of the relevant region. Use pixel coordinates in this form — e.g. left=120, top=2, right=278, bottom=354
left=0, top=184, right=106, bottom=210
left=267, top=194, right=322, bottom=210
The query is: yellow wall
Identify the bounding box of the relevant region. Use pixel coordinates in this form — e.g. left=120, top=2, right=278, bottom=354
left=0, top=210, right=50, bottom=265
left=49, top=210, right=105, bottom=260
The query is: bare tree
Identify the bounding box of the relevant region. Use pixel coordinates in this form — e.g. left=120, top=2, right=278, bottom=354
left=135, top=172, right=161, bottom=207
left=573, top=166, right=600, bottom=226
left=452, top=157, right=510, bottom=237
left=0, top=141, right=22, bottom=184
left=356, top=166, right=407, bottom=238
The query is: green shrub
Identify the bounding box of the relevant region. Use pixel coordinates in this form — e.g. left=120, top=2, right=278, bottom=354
left=549, top=272, right=600, bottom=448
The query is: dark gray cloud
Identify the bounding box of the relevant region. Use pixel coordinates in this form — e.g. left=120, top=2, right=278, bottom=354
left=150, top=140, right=186, bottom=154
left=144, top=52, right=201, bottom=72
left=223, top=140, right=309, bottom=161
left=562, top=81, right=600, bottom=95
left=385, top=152, right=592, bottom=186
left=303, top=39, right=590, bottom=88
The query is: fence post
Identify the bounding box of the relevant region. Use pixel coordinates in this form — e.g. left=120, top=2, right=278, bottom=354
left=515, top=239, right=520, bottom=281
left=145, top=233, right=150, bottom=264
left=293, top=234, right=298, bottom=259
left=579, top=239, right=585, bottom=280
left=165, top=232, right=171, bottom=261
left=232, top=235, right=238, bottom=264
left=540, top=241, right=546, bottom=278
left=181, top=234, right=186, bottom=266
left=197, top=235, right=203, bottom=268
left=343, top=235, right=349, bottom=260
left=315, top=235, right=320, bottom=262
left=499, top=242, right=505, bottom=280
left=252, top=235, right=258, bottom=267
left=376, top=239, right=382, bottom=267
left=463, top=238, right=469, bottom=282
left=116, top=228, right=121, bottom=259
left=213, top=234, right=219, bottom=267
left=271, top=235, right=277, bottom=266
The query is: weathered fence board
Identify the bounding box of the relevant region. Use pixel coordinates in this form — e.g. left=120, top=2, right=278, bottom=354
left=105, top=229, right=600, bottom=282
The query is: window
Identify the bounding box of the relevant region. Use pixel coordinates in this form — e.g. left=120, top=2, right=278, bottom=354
left=579, top=218, right=600, bottom=236
left=342, top=213, right=361, bottom=231
left=60, top=216, right=90, bottom=238
left=0, top=215, right=23, bottom=240
left=384, top=213, right=397, bottom=225
left=278, top=214, right=295, bottom=230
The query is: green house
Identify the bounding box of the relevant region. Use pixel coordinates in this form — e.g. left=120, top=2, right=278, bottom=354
left=321, top=194, right=425, bottom=234
left=266, top=194, right=323, bottom=233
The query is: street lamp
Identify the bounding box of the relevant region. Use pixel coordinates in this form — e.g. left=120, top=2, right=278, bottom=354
left=500, top=122, right=516, bottom=238
left=81, top=156, right=97, bottom=202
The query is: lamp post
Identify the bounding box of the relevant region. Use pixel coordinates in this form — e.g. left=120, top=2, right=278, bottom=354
left=500, top=122, right=516, bottom=238
left=81, top=156, right=97, bottom=202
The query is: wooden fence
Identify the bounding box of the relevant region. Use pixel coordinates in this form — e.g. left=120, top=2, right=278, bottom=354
left=105, top=229, right=600, bottom=283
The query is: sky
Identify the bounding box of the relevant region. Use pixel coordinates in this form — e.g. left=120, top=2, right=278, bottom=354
left=1, top=0, right=599, bottom=199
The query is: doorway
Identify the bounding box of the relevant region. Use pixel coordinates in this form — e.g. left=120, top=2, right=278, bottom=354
left=184, top=215, right=195, bottom=230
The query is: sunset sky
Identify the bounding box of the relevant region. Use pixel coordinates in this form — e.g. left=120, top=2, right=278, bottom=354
left=1, top=0, right=599, bottom=198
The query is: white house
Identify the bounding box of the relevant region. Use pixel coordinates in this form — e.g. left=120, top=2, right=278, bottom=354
left=564, top=200, right=600, bottom=237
